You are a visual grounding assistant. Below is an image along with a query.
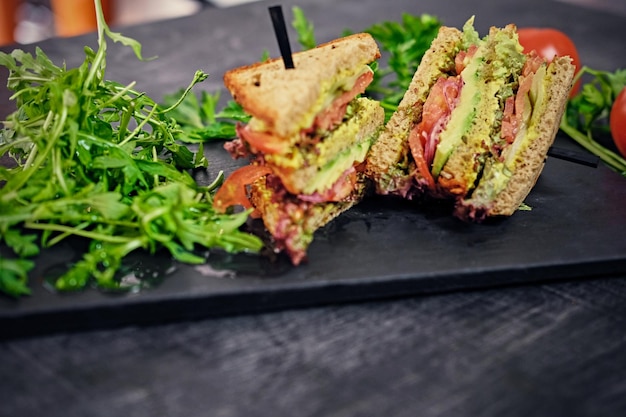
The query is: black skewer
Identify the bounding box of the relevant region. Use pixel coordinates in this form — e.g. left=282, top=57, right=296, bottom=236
left=548, top=146, right=600, bottom=168
left=268, top=5, right=295, bottom=69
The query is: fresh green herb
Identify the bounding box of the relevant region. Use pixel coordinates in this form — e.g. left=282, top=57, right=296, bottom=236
left=161, top=89, right=250, bottom=142
left=0, top=0, right=263, bottom=297
left=0, top=258, right=34, bottom=297
left=292, top=6, right=316, bottom=50
left=363, top=13, right=442, bottom=119
left=560, top=67, right=626, bottom=175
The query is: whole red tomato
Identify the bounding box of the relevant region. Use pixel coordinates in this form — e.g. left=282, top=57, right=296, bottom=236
left=517, top=28, right=581, bottom=97
left=610, top=87, right=626, bottom=158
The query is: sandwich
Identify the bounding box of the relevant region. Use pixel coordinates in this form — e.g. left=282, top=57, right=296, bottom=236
left=215, top=33, right=385, bottom=264
left=365, top=17, right=576, bottom=221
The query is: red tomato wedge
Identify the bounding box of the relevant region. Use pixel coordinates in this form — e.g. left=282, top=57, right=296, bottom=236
left=213, top=165, right=273, bottom=214
left=610, top=87, right=626, bottom=158
left=517, top=28, right=581, bottom=97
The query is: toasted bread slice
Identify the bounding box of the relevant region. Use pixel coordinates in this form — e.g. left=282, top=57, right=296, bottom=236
left=456, top=56, right=575, bottom=220
left=365, top=26, right=464, bottom=197
left=224, top=33, right=380, bottom=139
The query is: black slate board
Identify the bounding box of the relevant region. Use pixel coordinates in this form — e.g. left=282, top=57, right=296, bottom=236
left=3, top=134, right=626, bottom=338
left=2, top=0, right=626, bottom=338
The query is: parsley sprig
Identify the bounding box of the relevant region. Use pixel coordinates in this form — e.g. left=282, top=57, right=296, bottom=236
left=0, top=1, right=262, bottom=297
left=292, top=6, right=317, bottom=50
left=560, top=67, right=626, bottom=175
left=363, top=14, right=442, bottom=119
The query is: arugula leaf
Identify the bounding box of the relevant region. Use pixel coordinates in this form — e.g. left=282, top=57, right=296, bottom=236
left=3, top=230, right=40, bottom=258
left=0, top=258, right=33, bottom=297
left=162, top=89, right=215, bottom=129
left=161, top=89, right=250, bottom=143
left=215, top=100, right=250, bottom=122
left=560, top=67, right=626, bottom=175
left=0, top=0, right=264, bottom=297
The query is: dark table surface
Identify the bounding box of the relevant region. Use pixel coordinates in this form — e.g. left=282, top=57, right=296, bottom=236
left=2, top=0, right=626, bottom=416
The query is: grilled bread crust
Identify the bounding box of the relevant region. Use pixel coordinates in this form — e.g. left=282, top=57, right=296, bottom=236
left=364, top=26, right=464, bottom=196
left=223, top=33, right=380, bottom=139
left=459, top=56, right=576, bottom=219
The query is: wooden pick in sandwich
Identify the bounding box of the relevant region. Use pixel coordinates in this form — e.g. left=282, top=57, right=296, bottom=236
left=268, top=5, right=295, bottom=69
left=548, top=146, right=599, bottom=168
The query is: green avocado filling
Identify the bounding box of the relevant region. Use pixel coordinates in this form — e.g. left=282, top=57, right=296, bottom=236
left=432, top=19, right=526, bottom=203
left=465, top=64, right=550, bottom=206
left=265, top=97, right=383, bottom=195
left=431, top=20, right=526, bottom=189
left=430, top=46, right=485, bottom=178
left=461, top=16, right=481, bottom=48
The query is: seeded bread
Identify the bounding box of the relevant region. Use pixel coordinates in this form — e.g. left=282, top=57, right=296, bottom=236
left=365, top=26, right=464, bottom=195
left=223, top=33, right=380, bottom=139
left=456, top=56, right=576, bottom=220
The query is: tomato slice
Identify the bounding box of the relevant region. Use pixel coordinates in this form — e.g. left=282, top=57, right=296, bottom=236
left=610, top=87, right=626, bottom=158
left=237, top=125, right=289, bottom=155
left=213, top=164, right=273, bottom=213
left=413, top=76, right=462, bottom=166
left=454, top=45, right=478, bottom=74
left=418, top=78, right=452, bottom=144
left=500, top=55, right=543, bottom=144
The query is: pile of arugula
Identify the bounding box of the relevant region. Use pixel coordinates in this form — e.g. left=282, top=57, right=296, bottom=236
left=0, top=2, right=262, bottom=297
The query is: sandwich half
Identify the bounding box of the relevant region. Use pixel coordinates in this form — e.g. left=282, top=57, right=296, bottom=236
left=365, top=17, right=575, bottom=221
left=215, top=33, right=385, bottom=264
